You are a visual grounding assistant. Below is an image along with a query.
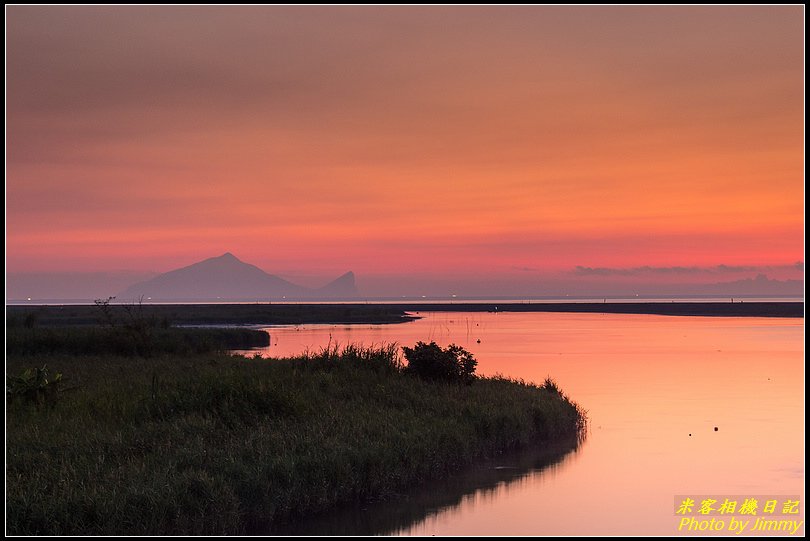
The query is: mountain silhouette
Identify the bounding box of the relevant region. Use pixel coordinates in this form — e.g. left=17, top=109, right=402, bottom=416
left=316, top=271, right=358, bottom=297
left=118, top=253, right=359, bottom=301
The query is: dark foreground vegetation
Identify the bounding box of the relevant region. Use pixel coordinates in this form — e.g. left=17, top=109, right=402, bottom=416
left=6, top=325, right=269, bottom=357
left=6, top=326, right=585, bottom=535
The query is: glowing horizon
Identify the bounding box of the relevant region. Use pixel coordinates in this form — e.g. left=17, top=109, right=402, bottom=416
left=6, top=6, right=804, bottom=295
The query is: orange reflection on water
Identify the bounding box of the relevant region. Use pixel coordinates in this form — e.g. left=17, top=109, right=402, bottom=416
left=243, top=312, right=804, bottom=535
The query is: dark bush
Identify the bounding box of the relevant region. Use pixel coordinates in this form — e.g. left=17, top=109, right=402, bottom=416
left=401, top=341, right=477, bottom=384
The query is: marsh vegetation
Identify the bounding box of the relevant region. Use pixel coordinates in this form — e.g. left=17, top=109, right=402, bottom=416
left=6, top=321, right=584, bottom=535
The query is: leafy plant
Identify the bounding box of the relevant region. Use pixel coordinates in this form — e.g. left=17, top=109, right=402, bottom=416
left=7, top=365, right=64, bottom=407
left=401, top=341, right=477, bottom=384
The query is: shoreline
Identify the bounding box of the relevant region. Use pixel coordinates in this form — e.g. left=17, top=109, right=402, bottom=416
left=7, top=301, right=803, bottom=326
left=394, top=301, right=804, bottom=318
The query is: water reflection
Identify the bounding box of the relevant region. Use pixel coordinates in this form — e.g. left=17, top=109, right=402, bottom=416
left=268, top=436, right=584, bottom=536
left=234, top=312, right=804, bottom=535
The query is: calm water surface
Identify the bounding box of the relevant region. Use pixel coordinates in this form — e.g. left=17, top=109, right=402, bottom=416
left=237, top=312, right=804, bottom=535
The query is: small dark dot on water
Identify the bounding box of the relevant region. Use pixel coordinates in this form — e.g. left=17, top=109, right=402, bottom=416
left=689, top=433, right=692, bottom=437
left=714, top=427, right=719, bottom=431
left=477, top=339, right=481, bottom=343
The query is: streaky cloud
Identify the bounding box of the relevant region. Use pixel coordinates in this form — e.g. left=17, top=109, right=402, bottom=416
left=573, top=263, right=802, bottom=276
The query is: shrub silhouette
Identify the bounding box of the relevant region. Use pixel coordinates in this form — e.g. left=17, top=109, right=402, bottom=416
left=402, top=341, right=477, bottom=384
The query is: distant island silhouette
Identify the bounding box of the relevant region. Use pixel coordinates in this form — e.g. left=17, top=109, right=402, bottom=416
left=118, top=252, right=358, bottom=301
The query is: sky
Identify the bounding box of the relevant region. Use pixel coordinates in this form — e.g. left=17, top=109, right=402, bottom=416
left=5, top=6, right=805, bottom=298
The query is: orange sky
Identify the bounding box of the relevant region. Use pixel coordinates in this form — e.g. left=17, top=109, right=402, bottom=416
left=5, top=6, right=805, bottom=294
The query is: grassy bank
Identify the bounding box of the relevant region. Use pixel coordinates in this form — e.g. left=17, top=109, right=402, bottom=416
left=6, top=345, right=585, bottom=535
left=271, top=435, right=582, bottom=536
left=6, top=325, right=270, bottom=357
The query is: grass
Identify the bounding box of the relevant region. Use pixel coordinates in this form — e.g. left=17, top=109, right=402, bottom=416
left=6, top=326, right=270, bottom=357
left=270, top=434, right=582, bottom=535
left=7, top=339, right=585, bottom=535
